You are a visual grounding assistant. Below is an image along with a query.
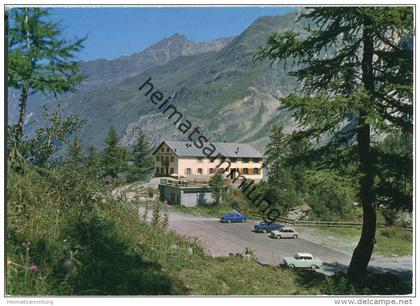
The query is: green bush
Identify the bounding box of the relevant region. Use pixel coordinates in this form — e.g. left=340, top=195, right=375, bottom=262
left=380, top=227, right=412, bottom=241
left=306, top=171, right=356, bottom=221
left=223, top=189, right=249, bottom=214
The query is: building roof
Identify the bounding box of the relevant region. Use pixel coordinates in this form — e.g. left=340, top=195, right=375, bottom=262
left=154, top=140, right=263, bottom=158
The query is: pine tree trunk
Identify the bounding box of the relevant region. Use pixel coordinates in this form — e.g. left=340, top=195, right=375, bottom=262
left=347, top=17, right=376, bottom=279
left=347, top=117, right=376, bottom=278
left=9, top=9, right=31, bottom=161
left=9, top=84, right=29, bottom=160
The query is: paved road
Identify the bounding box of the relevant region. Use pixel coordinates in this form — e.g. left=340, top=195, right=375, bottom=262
left=169, top=215, right=348, bottom=264
left=164, top=210, right=413, bottom=284
left=137, top=207, right=412, bottom=284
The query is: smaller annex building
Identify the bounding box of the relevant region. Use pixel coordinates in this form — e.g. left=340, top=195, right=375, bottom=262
left=158, top=179, right=216, bottom=207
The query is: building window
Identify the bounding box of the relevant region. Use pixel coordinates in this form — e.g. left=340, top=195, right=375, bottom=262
left=170, top=168, right=174, bottom=174
left=253, top=168, right=259, bottom=175
left=197, top=157, right=203, bottom=163
left=243, top=168, right=249, bottom=175
left=156, top=156, right=160, bottom=161
left=185, top=168, right=191, bottom=175
left=170, top=156, right=174, bottom=162
left=231, top=158, right=237, bottom=163
left=156, top=167, right=160, bottom=174
left=165, top=156, right=169, bottom=162
left=243, top=158, right=250, bottom=163
left=198, top=168, right=203, bottom=174
left=252, top=158, right=260, bottom=163
left=161, top=148, right=164, bottom=153
left=209, top=168, right=214, bottom=174
left=167, top=148, right=170, bottom=153
left=160, top=167, right=164, bottom=174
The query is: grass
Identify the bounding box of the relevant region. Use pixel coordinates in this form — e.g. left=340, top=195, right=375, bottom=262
left=6, top=162, right=411, bottom=295
left=167, top=203, right=234, bottom=219
left=318, top=227, right=412, bottom=257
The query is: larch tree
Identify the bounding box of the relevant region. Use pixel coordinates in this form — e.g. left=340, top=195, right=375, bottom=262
left=264, top=125, right=287, bottom=186
left=254, top=7, right=413, bottom=278
left=8, top=8, right=85, bottom=160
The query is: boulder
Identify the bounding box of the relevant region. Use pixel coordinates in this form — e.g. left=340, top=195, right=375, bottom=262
left=286, top=203, right=311, bottom=221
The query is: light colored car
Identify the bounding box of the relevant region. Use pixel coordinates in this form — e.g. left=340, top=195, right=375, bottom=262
left=270, top=227, right=299, bottom=239
left=283, top=253, right=323, bottom=269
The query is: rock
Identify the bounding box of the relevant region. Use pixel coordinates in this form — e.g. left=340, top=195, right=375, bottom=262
left=243, top=254, right=252, bottom=262
left=396, top=211, right=413, bottom=227
left=286, top=203, right=311, bottom=221
left=170, top=244, right=179, bottom=251
left=63, top=259, right=74, bottom=271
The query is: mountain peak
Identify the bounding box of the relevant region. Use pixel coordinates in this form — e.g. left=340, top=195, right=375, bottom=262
left=167, top=33, right=189, bottom=40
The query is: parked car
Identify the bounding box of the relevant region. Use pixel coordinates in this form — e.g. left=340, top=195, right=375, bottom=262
left=219, top=211, right=247, bottom=223
left=282, top=253, right=323, bottom=269
left=254, top=221, right=284, bottom=233
left=270, top=227, right=299, bottom=239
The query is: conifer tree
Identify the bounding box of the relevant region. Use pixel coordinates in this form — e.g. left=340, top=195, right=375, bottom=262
left=264, top=125, right=289, bottom=186
left=102, top=127, right=128, bottom=177
left=161, top=208, right=169, bottom=230
left=254, top=7, right=413, bottom=277
left=85, top=146, right=99, bottom=172
left=151, top=203, right=161, bottom=228
left=128, top=130, right=153, bottom=181
left=8, top=8, right=85, bottom=160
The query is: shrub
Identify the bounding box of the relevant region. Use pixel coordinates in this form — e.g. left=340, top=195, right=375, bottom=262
left=147, top=187, right=155, bottom=198
left=380, top=227, right=412, bottom=242
left=223, top=189, right=249, bottom=214
left=381, top=208, right=412, bottom=227
left=306, top=171, right=356, bottom=221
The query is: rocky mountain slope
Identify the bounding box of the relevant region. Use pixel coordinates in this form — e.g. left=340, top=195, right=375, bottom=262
left=79, top=33, right=233, bottom=87
left=8, top=34, right=232, bottom=123
left=9, top=11, right=303, bottom=152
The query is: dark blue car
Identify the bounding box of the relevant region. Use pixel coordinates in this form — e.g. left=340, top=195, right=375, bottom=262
left=254, top=222, right=284, bottom=233
left=220, top=211, right=247, bottom=223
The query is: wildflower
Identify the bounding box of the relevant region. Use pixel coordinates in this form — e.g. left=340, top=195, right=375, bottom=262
left=21, top=241, right=31, bottom=249
left=7, top=259, right=12, bottom=266
left=29, top=263, right=38, bottom=272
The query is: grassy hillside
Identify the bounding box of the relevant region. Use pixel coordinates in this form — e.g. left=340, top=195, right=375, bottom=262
left=6, top=162, right=410, bottom=295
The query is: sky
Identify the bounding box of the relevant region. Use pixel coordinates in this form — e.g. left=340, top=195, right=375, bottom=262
left=48, top=7, right=295, bottom=61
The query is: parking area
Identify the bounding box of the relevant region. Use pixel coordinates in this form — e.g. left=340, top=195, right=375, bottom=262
left=169, top=214, right=348, bottom=272
left=166, top=210, right=412, bottom=282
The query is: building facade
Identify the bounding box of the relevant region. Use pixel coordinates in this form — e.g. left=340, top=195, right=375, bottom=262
left=158, top=179, right=215, bottom=207
left=152, top=141, right=264, bottom=181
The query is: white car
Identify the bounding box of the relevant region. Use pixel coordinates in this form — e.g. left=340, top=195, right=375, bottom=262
left=283, top=253, right=323, bottom=269
left=270, top=227, right=299, bottom=239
